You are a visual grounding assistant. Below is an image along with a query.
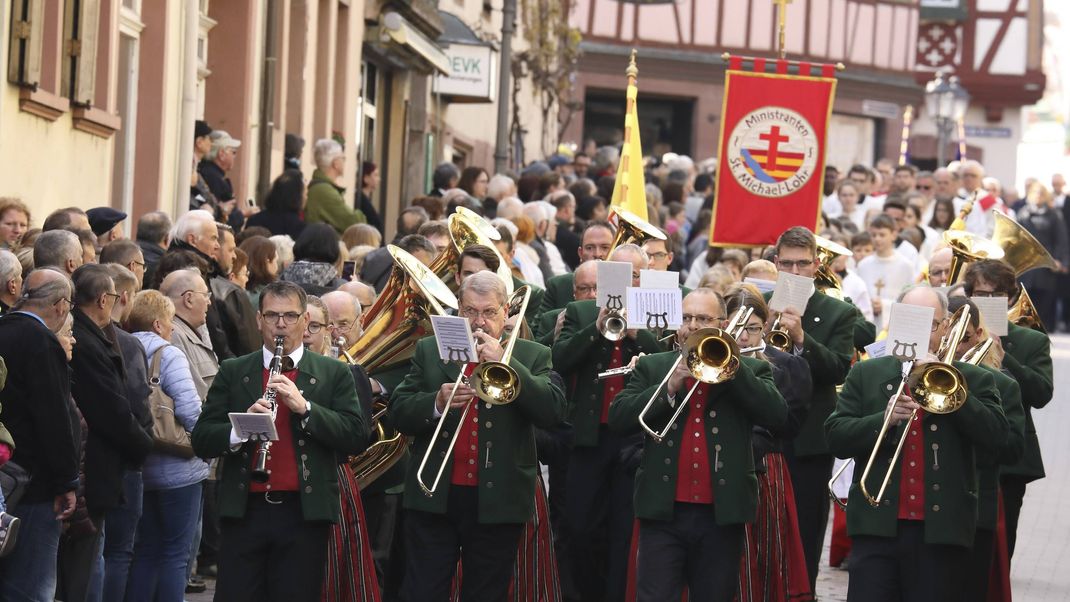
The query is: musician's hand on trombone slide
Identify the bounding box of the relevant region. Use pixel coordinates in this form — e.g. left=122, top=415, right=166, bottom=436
left=886, top=393, right=919, bottom=426
left=435, top=381, right=475, bottom=413
left=665, top=355, right=692, bottom=398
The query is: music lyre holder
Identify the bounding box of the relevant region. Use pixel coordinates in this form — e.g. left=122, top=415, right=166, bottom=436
left=646, top=311, right=669, bottom=340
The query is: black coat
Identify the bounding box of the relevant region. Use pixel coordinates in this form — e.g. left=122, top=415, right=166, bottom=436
left=0, top=312, right=80, bottom=503
left=555, top=220, right=581, bottom=270
left=70, top=308, right=153, bottom=513
left=244, top=209, right=306, bottom=239
left=1017, top=204, right=1069, bottom=291
left=358, top=192, right=384, bottom=235
left=360, top=246, right=395, bottom=293
left=110, top=324, right=153, bottom=434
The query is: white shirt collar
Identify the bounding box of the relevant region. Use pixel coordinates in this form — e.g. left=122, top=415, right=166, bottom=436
left=262, top=343, right=304, bottom=369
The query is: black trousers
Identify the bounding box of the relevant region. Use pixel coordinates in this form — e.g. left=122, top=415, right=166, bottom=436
left=847, top=522, right=969, bottom=602
left=1000, top=474, right=1028, bottom=560
left=784, top=449, right=834, bottom=590
left=360, top=489, right=400, bottom=594
left=198, top=478, right=221, bottom=570
left=214, top=493, right=330, bottom=602
left=636, top=503, right=744, bottom=602
left=964, top=528, right=995, bottom=601
left=566, top=426, right=639, bottom=602
left=400, top=485, right=524, bottom=602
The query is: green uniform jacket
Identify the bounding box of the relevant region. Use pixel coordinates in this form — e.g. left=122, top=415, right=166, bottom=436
left=534, top=308, right=563, bottom=347
left=977, top=366, right=1025, bottom=531
left=552, top=300, right=662, bottom=447
left=191, top=350, right=369, bottom=523
left=538, top=272, right=575, bottom=315
left=763, top=290, right=856, bottom=456
left=364, top=362, right=415, bottom=495
left=609, top=353, right=787, bottom=524
left=999, top=322, right=1053, bottom=481
left=826, top=356, right=1007, bottom=547
left=389, top=337, right=566, bottom=524
left=513, top=276, right=545, bottom=328
left=305, top=169, right=366, bottom=233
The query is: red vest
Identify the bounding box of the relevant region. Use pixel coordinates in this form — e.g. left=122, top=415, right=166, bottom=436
left=601, top=342, right=625, bottom=423
left=451, top=364, right=480, bottom=487
left=897, top=408, right=927, bottom=520
left=674, top=381, right=714, bottom=504
left=249, top=367, right=300, bottom=493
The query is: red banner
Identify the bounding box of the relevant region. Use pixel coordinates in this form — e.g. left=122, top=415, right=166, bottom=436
left=710, top=59, right=837, bottom=248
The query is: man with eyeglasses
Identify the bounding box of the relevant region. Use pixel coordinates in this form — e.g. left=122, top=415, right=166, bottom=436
left=553, top=243, right=663, bottom=602
left=192, top=281, right=367, bottom=601
left=926, top=247, right=953, bottom=287
left=609, top=288, right=786, bottom=600
left=826, top=284, right=1006, bottom=602
left=962, top=259, right=1054, bottom=563
left=0, top=268, right=80, bottom=601
left=389, top=271, right=565, bottom=601
left=537, top=219, right=616, bottom=315
left=764, top=226, right=858, bottom=590
left=68, top=264, right=154, bottom=600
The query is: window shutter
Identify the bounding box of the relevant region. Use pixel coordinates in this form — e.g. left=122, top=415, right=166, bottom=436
left=7, top=0, right=45, bottom=88
left=61, top=0, right=100, bottom=106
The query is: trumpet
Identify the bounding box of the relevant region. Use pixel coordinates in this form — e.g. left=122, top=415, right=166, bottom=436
left=416, top=286, right=533, bottom=496
left=764, top=314, right=792, bottom=352
left=636, top=306, right=750, bottom=442
left=252, top=336, right=286, bottom=484
left=599, top=309, right=627, bottom=341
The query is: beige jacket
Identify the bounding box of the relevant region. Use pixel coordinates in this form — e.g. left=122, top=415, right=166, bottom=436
left=170, top=317, right=219, bottom=402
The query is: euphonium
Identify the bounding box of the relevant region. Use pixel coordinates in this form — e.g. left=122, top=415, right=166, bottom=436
left=608, top=208, right=667, bottom=253
left=251, top=336, right=285, bottom=484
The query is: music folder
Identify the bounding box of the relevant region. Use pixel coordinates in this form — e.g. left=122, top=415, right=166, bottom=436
left=229, top=412, right=279, bottom=441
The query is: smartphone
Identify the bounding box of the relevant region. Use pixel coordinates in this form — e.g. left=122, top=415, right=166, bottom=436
left=246, top=198, right=256, bottom=208
left=341, top=260, right=356, bottom=281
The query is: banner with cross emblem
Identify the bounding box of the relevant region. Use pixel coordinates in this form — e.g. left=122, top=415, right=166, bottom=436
left=709, top=55, right=838, bottom=248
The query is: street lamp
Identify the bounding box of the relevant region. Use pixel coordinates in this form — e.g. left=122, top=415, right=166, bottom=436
left=924, top=71, right=970, bottom=168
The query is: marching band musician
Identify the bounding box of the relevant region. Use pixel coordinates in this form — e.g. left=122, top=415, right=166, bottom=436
left=826, top=284, right=1007, bottom=602
left=946, top=295, right=1025, bottom=601
left=765, top=226, right=858, bottom=589
left=191, top=281, right=369, bottom=602
left=551, top=243, right=661, bottom=602
left=535, top=259, right=597, bottom=346
left=723, top=285, right=813, bottom=601
left=538, top=219, right=616, bottom=314
left=961, top=259, right=1054, bottom=561
left=388, top=271, right=566, bottom=601
left=608, top=288, right=787, bottom=600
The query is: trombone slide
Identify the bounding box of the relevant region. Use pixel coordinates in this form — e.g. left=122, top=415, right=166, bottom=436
left=416, top=370, right=471, bottom=497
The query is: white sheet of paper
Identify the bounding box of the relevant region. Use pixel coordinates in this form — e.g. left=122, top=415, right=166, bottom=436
left=768, top=272, right=815, bottom=314
left=884, top=303, right=935, bottom=362
left=864, top=339, right=888, bottom=359
left=743, top=277, right=776, bottom=294
left=639, top=269, right=680, bottom=290
left=597, top=261, right=633, bottom=309
left=971, top=296, right=1009, bottom=337
left=229, top=412, right=278, bottom=441
left=625, top=287, right=683, bottom=330
left=430, top=314, right=478, bottom=364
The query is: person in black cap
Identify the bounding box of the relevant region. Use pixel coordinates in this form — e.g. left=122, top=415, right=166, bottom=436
left=87, top=207, right=127, bottom=245
left=192, top=120, right=220, bottom=215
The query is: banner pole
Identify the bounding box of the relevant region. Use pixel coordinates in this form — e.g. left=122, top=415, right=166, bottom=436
left=774, top=0, right=793, bottom=60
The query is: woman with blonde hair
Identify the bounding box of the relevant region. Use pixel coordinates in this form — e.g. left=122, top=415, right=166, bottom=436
left=0, top=198, right=30, bottom=250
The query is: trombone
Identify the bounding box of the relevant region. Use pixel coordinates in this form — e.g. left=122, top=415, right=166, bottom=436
left=636, top=306, right=750, bottom=442
left=859, top=305, right=972, bottom=507
left=416, top=286, right=533, bottom=496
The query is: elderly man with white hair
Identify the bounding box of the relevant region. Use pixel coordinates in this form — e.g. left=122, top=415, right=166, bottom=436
left=0, top=249, right=22, bottom=313
left=306, top=138, right=366, bottom=233
left=527, top=201, right=568, bottom=276
left=958, top=160, right=1009, bottom=237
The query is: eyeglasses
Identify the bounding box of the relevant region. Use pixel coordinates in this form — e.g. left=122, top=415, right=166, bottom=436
left=129, top=260, right=146, bottom=269
left=739, top=325, right=764, bottom=336
left=777, top=259, right=814, bottom=270
left=928, top=268, right=950, bottom=279
left=574, top=284, right=596, bottom=295
left=681, top=314, right=726, bottom=327
left=104, top=292, right=121, bottom=302
left=330, top=320, right=355, bottom=333
left=53, top=297, right=73, bottom=312
left=262, top=311, right=303, bottom=325
left=307, top=321, right=327, bottom=334
left=183, top=289, right=211, bottom=299
left=460, top=306, right=503, bottom=321
left=969, top=289, right=1004, bottom=298
left=918, top=185, right=933, bottom=191
left=647, top=252, right=669, bottom=260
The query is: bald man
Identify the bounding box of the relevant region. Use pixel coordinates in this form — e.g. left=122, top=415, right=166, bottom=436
left=927, top=247, right=953, bottom=287
left=338, top=280, right=376, bottom=313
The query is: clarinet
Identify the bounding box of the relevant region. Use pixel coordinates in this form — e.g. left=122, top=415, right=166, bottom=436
left=251, top=336, right=285, bottom=484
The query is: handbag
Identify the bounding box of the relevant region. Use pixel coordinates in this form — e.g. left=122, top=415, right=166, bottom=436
left=148, top=346, right=195, bottom=459
left=0, top=460, right=29, bottom=511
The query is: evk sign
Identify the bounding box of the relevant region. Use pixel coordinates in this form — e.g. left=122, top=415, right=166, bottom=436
left=433, top=44, right=496, bottom=103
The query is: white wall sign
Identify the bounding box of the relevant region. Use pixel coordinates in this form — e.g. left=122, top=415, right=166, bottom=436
left=433, top=44, right=496, bottom=102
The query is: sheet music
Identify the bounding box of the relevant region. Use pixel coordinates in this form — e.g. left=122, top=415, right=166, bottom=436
left=597, top=261, right=633, bottom=309
left=884, top=303, right=935, bottom=362
left=430, top=315, right=478, bottom=364
left=639, top=269, right=680, bottom=290
left=625, top=286, right=682, bottom=330
left=743, top=277, right=776, bottom=293
left=229, top=413, right=278, bottom=441
left=864, top=339, right=888, bottom=359
left=768, top=272, right=814, bottom=314
left=971, top=296, right=1009, bottom=337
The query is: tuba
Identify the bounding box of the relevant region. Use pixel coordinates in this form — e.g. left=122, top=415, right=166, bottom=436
left=1008, top=285, right=1046, bottom=333
left=990, top=212, right=1056, bottom=276
left=609, top=208, right=667, bottom=253
left=428, top=208, right=514, bottom=295
left=814, top=235, right=851, bottom=300
left=345, top=246, right=458, bottom=489
left=942, top=230, right=1005, bottom=284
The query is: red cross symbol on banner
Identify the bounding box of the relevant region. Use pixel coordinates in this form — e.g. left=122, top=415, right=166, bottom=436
left=758, top=126, right=790, bottom=171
